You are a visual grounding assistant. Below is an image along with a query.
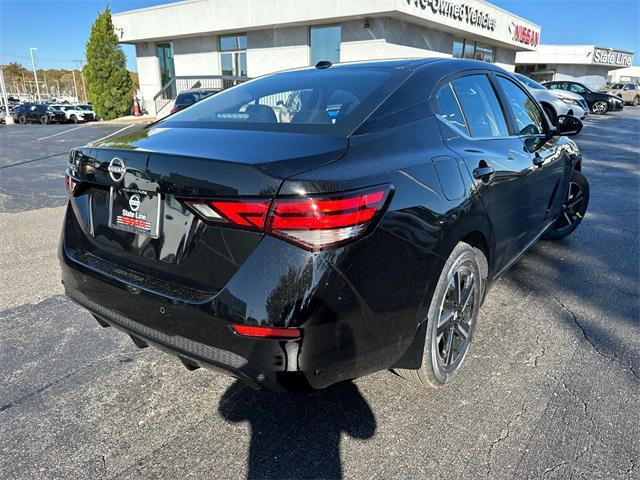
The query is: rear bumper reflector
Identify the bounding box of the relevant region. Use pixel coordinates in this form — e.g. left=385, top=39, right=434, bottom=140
left=231, top=324, right=301, bottom=339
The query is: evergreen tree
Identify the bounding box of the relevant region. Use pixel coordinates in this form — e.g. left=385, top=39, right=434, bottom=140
left=84, top=6, right=132, bottom=120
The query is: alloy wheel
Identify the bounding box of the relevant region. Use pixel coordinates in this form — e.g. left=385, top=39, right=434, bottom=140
left=592, top=101, right=607, bottom=114
left=435, top=264, right=477, bottom=370
left=557, top=181, right=585, bottom=228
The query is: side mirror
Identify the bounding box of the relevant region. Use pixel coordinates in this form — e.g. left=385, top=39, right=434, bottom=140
left=555, top=115, right=582, bottom=136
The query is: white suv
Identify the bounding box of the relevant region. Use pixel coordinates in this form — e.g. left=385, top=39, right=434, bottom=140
left=514, top=73, right=588, bottom=125
left=51, top=105, right=88, bottom=123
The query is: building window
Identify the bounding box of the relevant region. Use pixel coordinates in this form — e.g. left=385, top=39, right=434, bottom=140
left=452, top=38, right=494, bottom=63
left=220, top=34, right=247, bottom=77
left=452, top=39, right=464, bottom=59
left=156, top=42, right=175, bottom=97
left=310, top=25, right=341, bottom=65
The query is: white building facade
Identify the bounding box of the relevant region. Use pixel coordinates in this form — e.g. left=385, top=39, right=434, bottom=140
left=113, top=0, right=541, bottom=117
left=515, top=44, right=634, bottom=90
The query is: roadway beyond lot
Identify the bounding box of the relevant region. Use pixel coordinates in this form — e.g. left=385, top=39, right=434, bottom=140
left=1, top=112, right=638, bottom=480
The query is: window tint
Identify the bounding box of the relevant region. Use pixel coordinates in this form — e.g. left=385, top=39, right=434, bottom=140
left=436, top=83, right=467, bottom=134
left=452, top=75, right=508, bottom=138
left=627, top=84, right=636, bottom=90
left=496, top=77, right=545, bottom=135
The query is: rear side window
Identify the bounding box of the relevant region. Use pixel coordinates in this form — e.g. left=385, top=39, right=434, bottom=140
left=436, top=83, right=468, bottom=134
left=547, top=83, right=565, bottom=91
left=628, top=84, right=637, bottom=90
left=496, top=76, right=545, bottom=135
left=451, top=75, right=508, bottom=138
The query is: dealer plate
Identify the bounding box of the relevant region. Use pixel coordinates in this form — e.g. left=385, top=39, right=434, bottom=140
left=108, top=188, right=161, bottom=238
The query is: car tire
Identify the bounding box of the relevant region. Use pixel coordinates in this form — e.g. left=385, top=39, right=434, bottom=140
left=543, top=170, right=589, bottom=240
left=70, top=115, right=78, bottom=124
left=591, top=100, right=608, bottom=115
left=396, top=242, right=486, bottom=389
left=633, top=96, right=639, bottom=106
left=40, top=114, right=49, bottom=125
left=18, top=114, right=27, bottom=125
left=542, top=104, right=557, bottom=126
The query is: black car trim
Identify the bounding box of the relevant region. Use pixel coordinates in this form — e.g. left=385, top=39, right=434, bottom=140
left=64, top=285, right=271, bottom=390
left=492, top=219, right=555, bottom=280
left=66, top=246, right=215, bottom=303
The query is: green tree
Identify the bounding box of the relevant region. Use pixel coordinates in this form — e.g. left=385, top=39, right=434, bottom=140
left=84, top=6, right=132, bottom=120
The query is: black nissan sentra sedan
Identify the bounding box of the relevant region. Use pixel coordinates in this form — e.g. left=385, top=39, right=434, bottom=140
left=61, top=59, right=589, bottom=391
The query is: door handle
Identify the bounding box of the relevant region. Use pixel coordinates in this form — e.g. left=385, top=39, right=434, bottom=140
left=473, top=165, right=494, bottom=181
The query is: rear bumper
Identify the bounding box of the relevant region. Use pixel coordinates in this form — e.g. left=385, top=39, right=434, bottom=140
left=60, top=204, right=441, bottom=390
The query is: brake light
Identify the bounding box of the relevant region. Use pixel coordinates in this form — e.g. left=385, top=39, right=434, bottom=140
left=179, top=185, right=392, bottom=250
left=231, top=324, right=301, bottom=339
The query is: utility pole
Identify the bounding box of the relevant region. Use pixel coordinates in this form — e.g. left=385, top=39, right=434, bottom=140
left=72, top=70, right=79, bottom=102
left=0, top=68, right=15, bottom=124
left=42, top=70, right=50, bottom=99
left=56, top=80, right=62, bottom=100
left=29, top=47, right=42, bottom=103
left=77, top=60, right=88, bottom=104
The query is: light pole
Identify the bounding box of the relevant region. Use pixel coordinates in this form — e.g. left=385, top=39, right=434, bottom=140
left=0, top=68, right=14, bottom=124
left=29, top=47, right=42, bottom=103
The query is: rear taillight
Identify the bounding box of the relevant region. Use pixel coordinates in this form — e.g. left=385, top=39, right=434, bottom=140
left=65, top=173, right=78, bottom=196
left=180, top=185, right=392, bottom=250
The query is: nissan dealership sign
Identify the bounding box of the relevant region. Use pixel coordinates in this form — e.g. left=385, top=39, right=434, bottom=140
left=406, top=0, right=496, bottom=31
left=592, top=48, right=633, bottom=67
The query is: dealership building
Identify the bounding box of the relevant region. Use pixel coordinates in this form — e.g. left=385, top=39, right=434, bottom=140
left=112, top=0, right=541, bottom=116
left=515, top=44, right=635, bottom=89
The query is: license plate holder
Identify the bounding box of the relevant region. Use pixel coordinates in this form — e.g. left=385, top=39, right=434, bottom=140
left=108, top=187, right=161, bottom=238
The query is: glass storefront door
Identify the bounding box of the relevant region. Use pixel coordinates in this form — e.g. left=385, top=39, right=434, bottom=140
left=156, top=42, right=175, bottom=98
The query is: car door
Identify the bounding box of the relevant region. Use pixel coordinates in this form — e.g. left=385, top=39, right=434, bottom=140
left=494, top=74, right=570, bottom=231
left=435, top=73, right=539, bottom=272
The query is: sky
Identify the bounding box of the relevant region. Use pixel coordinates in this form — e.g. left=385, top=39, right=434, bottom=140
left=0, top=0, right=639, bottom=72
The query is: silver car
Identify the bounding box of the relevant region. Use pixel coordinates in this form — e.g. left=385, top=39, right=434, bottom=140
left=514, top=73, right=588, bottom=125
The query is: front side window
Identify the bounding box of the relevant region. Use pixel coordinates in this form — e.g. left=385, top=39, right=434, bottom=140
left=436, top=83, right=467, bottom=134
left=496, top=76, right=545, bottom=135
left=568, top=83, right=588, bottom=94
left=627, top=84, right=636, bottom=90
left=220, top=34, right=247, bottom=77
left=164, top=67, right=404, bottom=135
left=451, top=75, right=508, bottom=138
left=310, top=25, right=341, bottom=65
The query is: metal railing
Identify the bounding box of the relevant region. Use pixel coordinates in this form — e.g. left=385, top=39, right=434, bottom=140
left=153, top=75, right=249, bottom=115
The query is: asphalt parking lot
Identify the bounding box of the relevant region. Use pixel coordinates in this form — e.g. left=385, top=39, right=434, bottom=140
left=1, top=112, right=638, bottom=479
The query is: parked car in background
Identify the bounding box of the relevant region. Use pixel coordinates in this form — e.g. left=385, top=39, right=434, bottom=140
left=543, top=81, right=624, bottom=114
left=514, top=73, right=587, bottom=125
left=62, top=59, right=588, bottom=392
left=52, top=105, right=88, bottom=123
left=73, top=104, right=97, bottom=121
left=13, top=104, right=67, bottom=124
left=601, top=82, right=640, bottom=106
left=170, top=88, right=218, bottom=114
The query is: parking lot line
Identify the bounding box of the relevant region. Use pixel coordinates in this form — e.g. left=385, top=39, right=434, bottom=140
left=89, top=124, right=134, bottom=144
left=37, top=125, right=88, bottom=141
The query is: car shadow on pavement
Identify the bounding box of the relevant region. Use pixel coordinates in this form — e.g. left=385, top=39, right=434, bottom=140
left=218, top=380, right=376, bottom=480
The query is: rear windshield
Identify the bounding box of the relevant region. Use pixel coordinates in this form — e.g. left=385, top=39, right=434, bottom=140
left=160, top=67, right=408, bottom=135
